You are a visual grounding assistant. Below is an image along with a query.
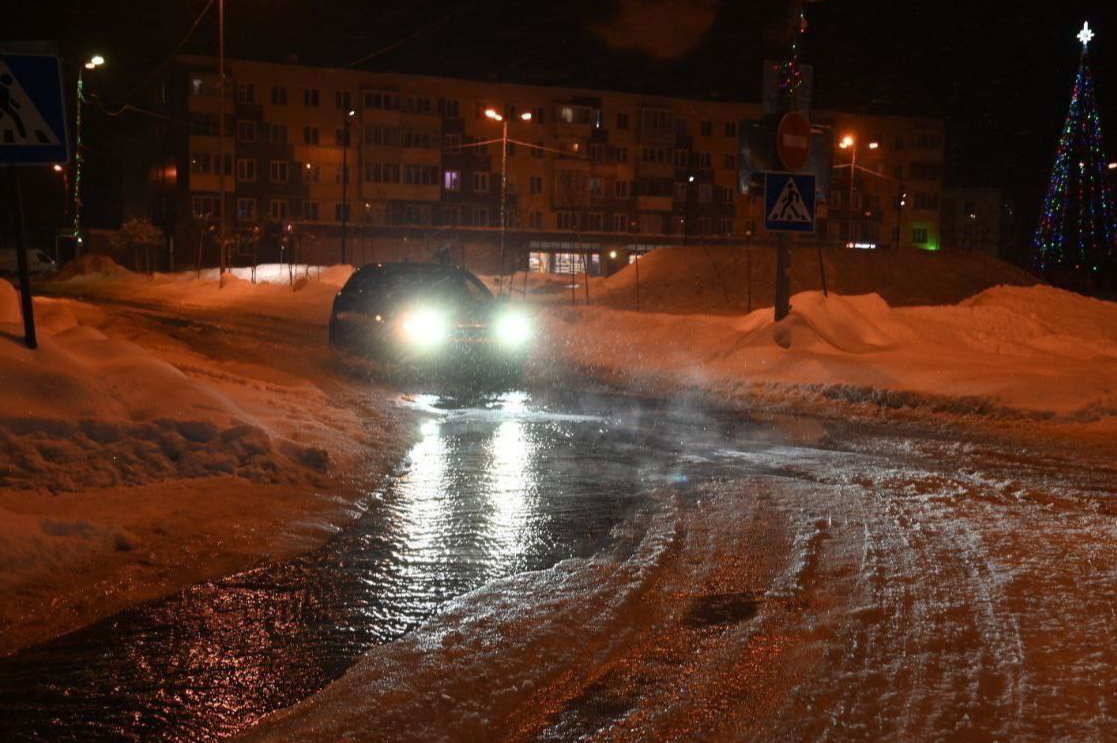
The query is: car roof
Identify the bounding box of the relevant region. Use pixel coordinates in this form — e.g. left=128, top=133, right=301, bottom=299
left=359, top=262, right=464, bottom=274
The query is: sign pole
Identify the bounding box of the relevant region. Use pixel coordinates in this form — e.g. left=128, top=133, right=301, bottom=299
left=775, top=232, right=792, bottom=321
left=6, top=168, right=37, bottom=349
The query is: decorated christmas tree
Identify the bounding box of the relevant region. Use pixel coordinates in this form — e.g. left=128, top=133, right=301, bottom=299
left=1033, top=22, right=1117, bottom=278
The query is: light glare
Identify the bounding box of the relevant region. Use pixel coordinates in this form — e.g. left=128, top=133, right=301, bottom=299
left=495, top=310, right=531, bottom=347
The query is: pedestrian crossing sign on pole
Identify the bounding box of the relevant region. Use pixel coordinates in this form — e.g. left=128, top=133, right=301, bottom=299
left=0, top=47, right=69, bottom=165
left=764, top=172, right=816, bottom=233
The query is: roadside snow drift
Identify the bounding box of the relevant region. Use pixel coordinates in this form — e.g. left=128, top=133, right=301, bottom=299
left=1, top=289, right=325, bottom=493
left=543, top=283, right=1117, bottom=427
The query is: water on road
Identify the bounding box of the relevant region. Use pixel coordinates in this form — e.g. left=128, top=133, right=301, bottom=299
left=3, top=390, right=1117, bottom=742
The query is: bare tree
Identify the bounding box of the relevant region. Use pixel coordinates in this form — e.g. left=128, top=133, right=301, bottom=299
left=110, top=218, right=165, bottom=277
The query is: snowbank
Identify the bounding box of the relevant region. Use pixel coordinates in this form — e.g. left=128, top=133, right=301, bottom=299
left=584, top=245, right=1038, bottom=314
left=540, top=285, right=1117, bottom=428
left=0, top=280, right=404, bottom=653
left=46, top=262, right=354, bottom=327
left=0, top=299, right=328, bottom=492
left=53, top=253, right=132, bottom=281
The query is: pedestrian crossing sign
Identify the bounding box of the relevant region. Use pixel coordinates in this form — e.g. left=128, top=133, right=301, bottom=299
left=0, top=48, right=69, bottom=165
left=764, top=172, right=816, bottom=233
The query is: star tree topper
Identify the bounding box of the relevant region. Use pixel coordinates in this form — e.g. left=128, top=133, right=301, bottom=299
left=1078, top=21, right=1094, bottom=49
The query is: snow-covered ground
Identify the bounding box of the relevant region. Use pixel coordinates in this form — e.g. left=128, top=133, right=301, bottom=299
left=0, top=265, right=406, bottom=653
left=521, top=248, right=1117, bottom=435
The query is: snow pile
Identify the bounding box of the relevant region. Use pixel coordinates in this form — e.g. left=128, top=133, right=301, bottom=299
left=0, top=298, right=329, bottom=493
left=54, top=254, right=131, bottom=281
left=540, top=284, right=1117, bottom=427
left=0, top=279, right=20, bottom=324
left=587, top=245, right=1038, bottom=314
left=47, top=263, right=354, bottom=327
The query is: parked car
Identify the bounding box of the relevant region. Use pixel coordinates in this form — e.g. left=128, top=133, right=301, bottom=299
left=0, top=248, right=57, bottom=276
left=329, top=262, right=532, bottom=381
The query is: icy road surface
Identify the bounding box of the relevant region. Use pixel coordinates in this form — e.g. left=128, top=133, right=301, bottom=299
left=4, top=391, right=1117, bottom=742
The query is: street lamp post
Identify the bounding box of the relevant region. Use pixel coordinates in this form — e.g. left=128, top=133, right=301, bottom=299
left=72, top=54, right=104, bottom=256
left=682, top=174, right=695, bottom=247
left=216, top=0, right=230, bottom=285
left=838, top=135, right=879, bottom=245
left=485, top=107, right=532, bottom=296
left=341, top=109, right=355, bottom=265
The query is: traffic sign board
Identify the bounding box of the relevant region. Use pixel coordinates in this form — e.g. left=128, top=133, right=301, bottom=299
left=764, top=172, right=816, bottom=233
left=777, top=111, right=811, bottom=172
left=0, top=49, right=69, bottom=165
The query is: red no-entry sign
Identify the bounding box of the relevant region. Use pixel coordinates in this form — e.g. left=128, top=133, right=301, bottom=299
left=777, top=111, right=812, bottom=172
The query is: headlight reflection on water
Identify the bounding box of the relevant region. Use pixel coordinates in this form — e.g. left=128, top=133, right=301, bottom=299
left=401, top=394, right=539, bottom=584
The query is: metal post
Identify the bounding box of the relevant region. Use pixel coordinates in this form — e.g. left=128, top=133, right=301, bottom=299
left=847, top=144, right=856, bottom=244
left=341, top=114, right=349, bottom=265
left=634, top=251, right=641, bottom=312
left=498, top=117, right=508, bottom=296
left=817, top=246, right=828, bottom=297
left=217, top=0, right=227, bottom=286
left=7, top=170, right=37, bottom=349
left=745, top=247, right=752, bottom=314
left=775, top=232, right=792, bottom=321
left=682, top=177, right=691, bottom=248
left=72, top=67, right=84, bottom=256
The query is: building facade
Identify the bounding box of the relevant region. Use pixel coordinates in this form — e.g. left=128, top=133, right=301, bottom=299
left=941, top=187, right=1015, bottom=257
left=138, top=55, right=945, bottom=273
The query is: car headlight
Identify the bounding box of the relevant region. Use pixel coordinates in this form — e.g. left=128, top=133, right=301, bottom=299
left=402, top=308, right=447, bottom=347
left=495, top=310, right=531, bottom=347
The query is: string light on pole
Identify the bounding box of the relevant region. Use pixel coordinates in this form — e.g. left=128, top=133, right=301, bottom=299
left=73, top=54, right=105, bottom=253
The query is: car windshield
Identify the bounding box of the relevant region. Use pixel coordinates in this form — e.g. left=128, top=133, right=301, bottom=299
left=352, top=268, right=493, bottom=310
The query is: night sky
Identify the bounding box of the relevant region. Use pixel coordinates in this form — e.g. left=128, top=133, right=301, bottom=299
left=8, top=0, right=1116, bottom=254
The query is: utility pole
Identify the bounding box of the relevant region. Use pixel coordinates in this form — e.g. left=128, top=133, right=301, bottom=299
left=341, top=109, right=354, bottom=265
left=682, top=174, right=694, bottom=247
left=847, top=141, right=856, bottom=242
left=485, top=107, right=532, bottom=295
left=72, top=55, right=104, bottom=256
left=773, top=0, right=807, bottom=322
left=217, top=0, right=227, bottom=286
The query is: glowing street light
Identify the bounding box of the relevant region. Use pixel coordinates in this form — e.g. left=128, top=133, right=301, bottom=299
left=485, top=106, right=533, bottom=294
left=868, top=141, right=880, bottom=150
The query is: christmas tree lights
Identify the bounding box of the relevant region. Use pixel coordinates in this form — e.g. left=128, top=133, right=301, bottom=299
left=1033, top=22, right=1116, bottom=276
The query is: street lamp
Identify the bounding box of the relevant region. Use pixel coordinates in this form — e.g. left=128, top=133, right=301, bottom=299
left=484, top=107, right=532, bottom=295
left=73, top=54, right=104, bottom=254
left=341, top=109, right=355, bottom=265
left=838, top=135, right=879, bottom=244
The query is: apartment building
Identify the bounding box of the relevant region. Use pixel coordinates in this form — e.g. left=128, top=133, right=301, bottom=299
left=139, top=55, right=945, bottom=273
left=941, top=187, right=1015, bottom=257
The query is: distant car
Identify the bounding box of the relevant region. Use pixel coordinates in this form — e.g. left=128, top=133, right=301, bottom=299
left=329, top=262, right=532, bottom=380
left=0, top=248, right=57, bottom=276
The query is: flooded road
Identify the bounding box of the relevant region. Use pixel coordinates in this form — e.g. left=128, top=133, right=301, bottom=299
left=4, top=390, right=1117, bottom=742
left=0, top=389, right=774, bottom=741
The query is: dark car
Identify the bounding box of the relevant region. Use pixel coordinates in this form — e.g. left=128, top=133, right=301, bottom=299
left=328, top=262, right=532, bottom=380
